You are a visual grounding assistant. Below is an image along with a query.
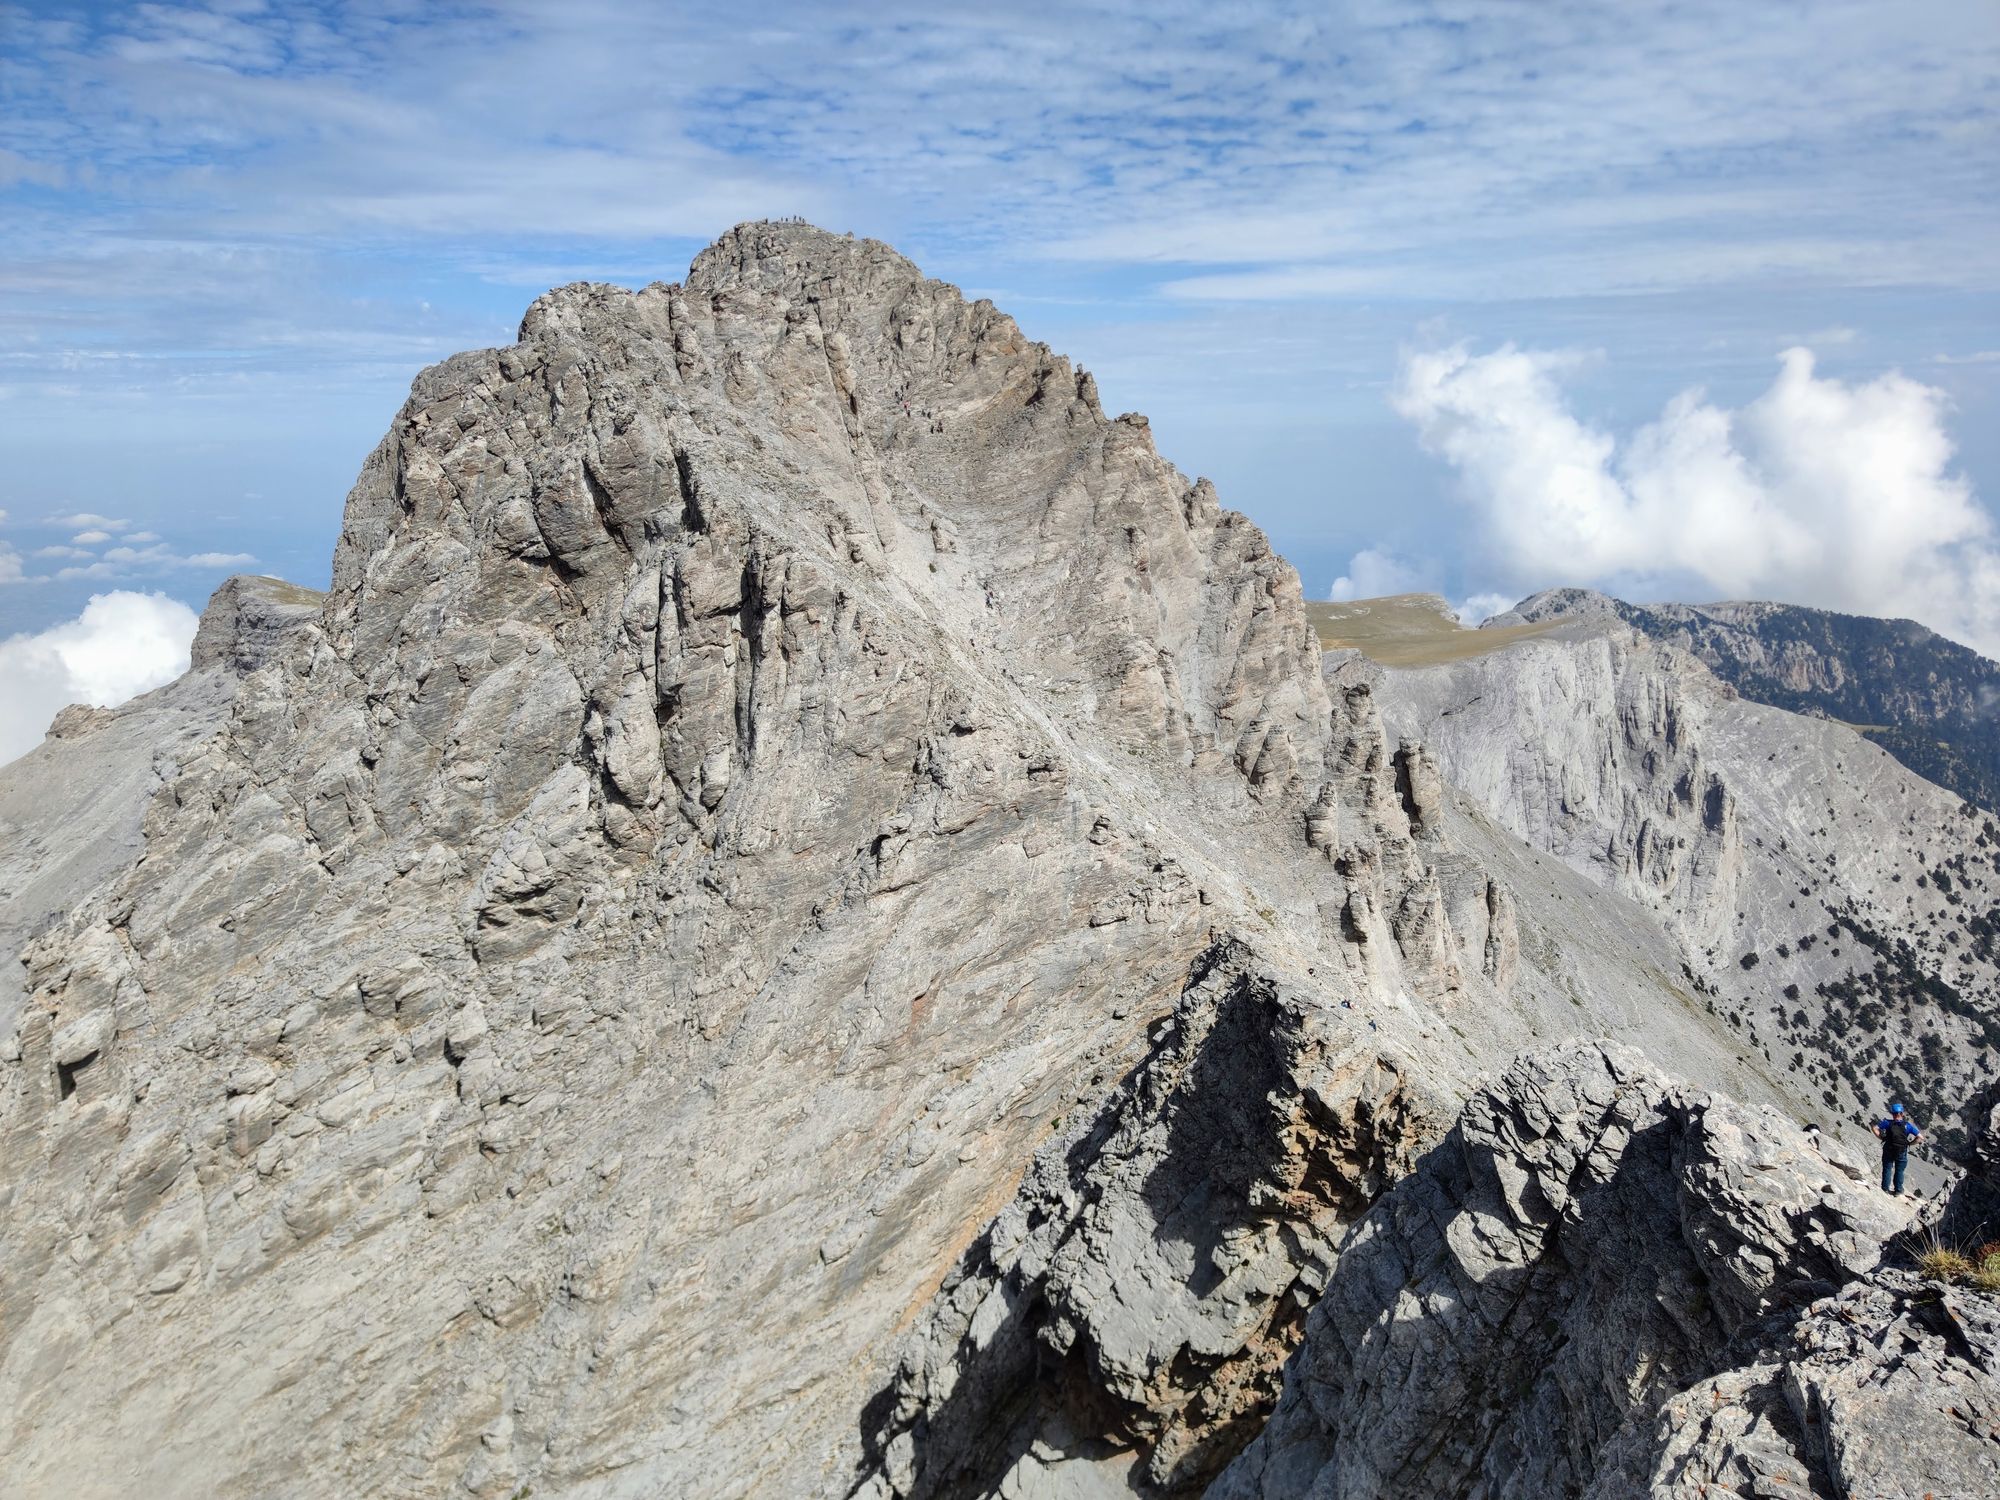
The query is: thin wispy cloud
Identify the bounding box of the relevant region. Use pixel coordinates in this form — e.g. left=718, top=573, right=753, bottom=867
left=6, top=3, right=1993, bottom=346
left=0, top=508, right=253, bottom=585
left=48, top=513, right=130, bottom=531
left=51, top=542, right=256, bottom=581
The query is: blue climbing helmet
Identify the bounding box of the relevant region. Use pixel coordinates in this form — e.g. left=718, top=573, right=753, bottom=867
left=1890, top=1102, right=1905, bottom=1115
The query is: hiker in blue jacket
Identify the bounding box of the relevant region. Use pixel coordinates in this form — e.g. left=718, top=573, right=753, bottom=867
left=1872, top=1102, right=1921, bottom=1194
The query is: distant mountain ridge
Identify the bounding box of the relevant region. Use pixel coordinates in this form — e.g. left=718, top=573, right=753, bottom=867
left=1500, top=588, right=2000, bottom=813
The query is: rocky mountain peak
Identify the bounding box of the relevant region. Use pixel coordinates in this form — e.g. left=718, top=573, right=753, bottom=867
left=1491, top=585, right=1622, bottom=626
left=188, top=574, right=325, bottom=675
left=0, top=224, right=1435, bottom=1497
left=4, top=225, right=1995, bottom=1499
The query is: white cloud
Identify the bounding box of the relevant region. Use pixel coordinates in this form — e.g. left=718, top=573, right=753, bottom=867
left=1393, top=342, right=2000, bottom=654
left=1455, top=593, right=1517, bottom=626
left=52, top=544, right=256, bottom=580
left=1329, top=548, right=1430, bottom=601
left=50, top=512, right=129, bottom=531
left=34, top=545, right=92, bottom=559
left=0, top=591, right=199, bottom=765
left=0, top=542, right=20, bottom=584
left=1326, top=550, right=1516, bottom=627
left=71, top=528, right=113, bottom=544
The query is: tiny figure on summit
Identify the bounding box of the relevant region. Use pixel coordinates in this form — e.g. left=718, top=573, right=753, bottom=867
left=1872, top=1101, right=1921, bottom=1194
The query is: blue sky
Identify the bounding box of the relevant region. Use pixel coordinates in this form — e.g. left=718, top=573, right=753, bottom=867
left=2, top=0, right=1998, bottom=650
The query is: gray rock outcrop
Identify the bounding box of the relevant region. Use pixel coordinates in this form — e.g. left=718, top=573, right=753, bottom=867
left=851, top=939, right=1447, bottom=1499
left=1357, top=615, right=2000, bottom=1157
left=1590, top=1269, right=2000, bottom=1500
left=0, top=576, right=323, bottom=1043
left=1211, top=1039, right=1956, bottom=1500
left=187, top=575, right=326, bottom=674
left=0, top=223, right=1504, bottom=1499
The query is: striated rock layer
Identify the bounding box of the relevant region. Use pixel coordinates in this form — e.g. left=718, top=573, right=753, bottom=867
left=2, top=224, right=1988, bottom=1500
left=1507, top=586, right=2000, bottom=815
left=1352, top=601, right=2000, bottom=1158
left=0, top=224, right=1548, bottom=1499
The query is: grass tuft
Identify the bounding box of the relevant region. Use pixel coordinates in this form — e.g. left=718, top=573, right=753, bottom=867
left=1918, top=1245, right=1974, bottom=1283
left=1974, top=1243, right=2000, bottom=1294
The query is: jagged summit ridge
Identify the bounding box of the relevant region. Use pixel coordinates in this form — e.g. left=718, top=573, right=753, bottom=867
left=330, top=216, right=1325, bottom=810
left=0, top=221, right=1479, bottom=1499
left=5, top=222, right=1989, bottom=1500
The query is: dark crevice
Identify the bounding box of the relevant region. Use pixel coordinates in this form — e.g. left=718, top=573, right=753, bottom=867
left=673, top=446, right=705, bottom=532
left=56, top=1049, right=97, bottom=1101
left=581, top=459, right=630, bottom=552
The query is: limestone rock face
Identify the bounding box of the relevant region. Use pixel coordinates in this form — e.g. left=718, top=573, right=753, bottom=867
left=1588, top=1270, right=2000, bottom=1500
left=1359, top=619, right=2000, bottom=1156
left=851, top=940, right=1448, bottom=1500
left=188, top=576, right=327, bottom=674
left=1211, top=1040, right=1913, bottom=1500
left=0, top=577, right=320, bottom=1043
left=0, top=224, right=1492, bottom=1500
left=1505, top=586, right=2000, bottom=814
left=5, top=223, right=1989, bottom=1500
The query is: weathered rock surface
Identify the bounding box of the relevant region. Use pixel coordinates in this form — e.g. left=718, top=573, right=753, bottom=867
left=1589, top=1269, right=2000, bottom=1500
left=3, top=223, right=1989, bottom=1500
left=1353, top=602, right=2000, bottom=1157
left=187, top=575, right=326, bottom=675
left=1211, top=1040, right=1949, bottom=1500
left=850, top=940, right=1448, bottom=1500
left=0, top=223, right=1545, bottom=1499
left=1507, top=586, right=2000, bottom=815
left=0, top=577, right=323, bottom=1043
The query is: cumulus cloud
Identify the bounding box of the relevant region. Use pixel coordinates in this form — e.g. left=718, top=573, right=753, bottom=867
left=1454, top=593, right=1517, bottom=626
left=71, top=528, right=113, bottom=544
left=1326, top=550, right=1518, bottom=630
left=1329, top=548, right=1429, bottom=601
left=0, top=591, right=199, bottom=765
left=1392, top=343, right=2000, bottom=654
